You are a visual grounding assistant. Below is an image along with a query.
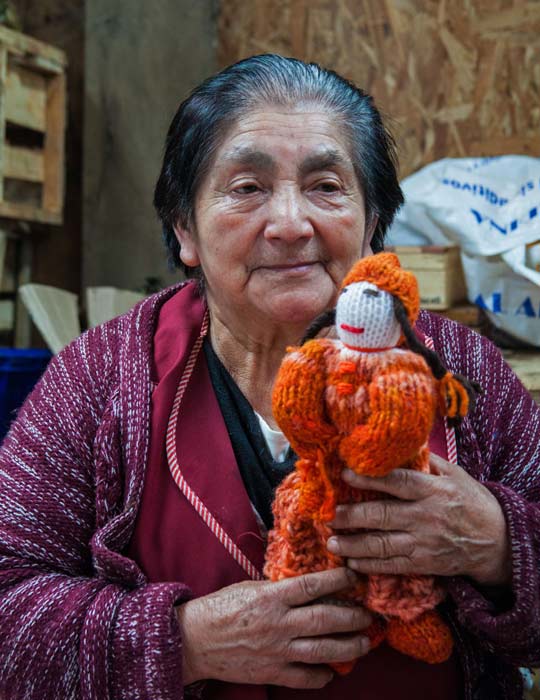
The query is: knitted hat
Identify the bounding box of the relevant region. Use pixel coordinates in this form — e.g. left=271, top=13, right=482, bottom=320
left=341, top=252, right=420, bottom=325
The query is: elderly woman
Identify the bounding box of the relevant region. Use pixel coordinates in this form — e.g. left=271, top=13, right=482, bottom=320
left=0, top=55, right=539, bottom=700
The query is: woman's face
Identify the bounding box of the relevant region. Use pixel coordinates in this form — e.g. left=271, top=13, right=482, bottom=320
left=174, top=106, right=375, bottom=333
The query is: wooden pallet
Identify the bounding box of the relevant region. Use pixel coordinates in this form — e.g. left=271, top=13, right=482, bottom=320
left=0, top=26, right=67, bottom=225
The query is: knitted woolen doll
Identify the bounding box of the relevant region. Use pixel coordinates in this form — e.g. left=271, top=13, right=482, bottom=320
left=264, top=252, right=480, bottom=674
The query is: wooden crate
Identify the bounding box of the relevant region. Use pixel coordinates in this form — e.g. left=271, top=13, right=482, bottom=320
left=388, top=245, right=467, bottom=310
left=0, top=26, right=67, bottom=225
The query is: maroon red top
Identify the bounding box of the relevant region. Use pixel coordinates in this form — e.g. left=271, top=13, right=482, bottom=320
left=0, top=280, right=535, bottom=699
left=128, top=289, right=462, bottom=699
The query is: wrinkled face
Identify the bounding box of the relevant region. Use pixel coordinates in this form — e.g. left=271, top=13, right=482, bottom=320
left=336, top=281, right=401, bottom=349
left=174, top=106, right=375, bottom=332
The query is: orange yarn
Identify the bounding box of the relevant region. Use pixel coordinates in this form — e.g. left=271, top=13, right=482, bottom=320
left=264, top=253, right=463, bottom=673
left=341, top=252, right=420, bottom=327
left=439, top=372, right=470, bottom=421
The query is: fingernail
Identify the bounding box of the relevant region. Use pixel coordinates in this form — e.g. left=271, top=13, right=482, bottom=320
left=327, top=537, right=339, bottom=553
left=328, top=506, right=343, bottom=526
left=345, top=568, right=359, bottom=583
left=342, top=468, right=359, bottom=482
left=362, top=609, right=374, bottom=626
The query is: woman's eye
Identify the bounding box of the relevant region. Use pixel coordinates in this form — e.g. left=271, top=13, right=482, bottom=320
left=232, top=184, right=260, bottom=195
left=315, top=181, right=341, bottom=193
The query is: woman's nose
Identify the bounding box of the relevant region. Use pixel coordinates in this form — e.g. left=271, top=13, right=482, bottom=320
left=263, top=187, right=314, bottom=242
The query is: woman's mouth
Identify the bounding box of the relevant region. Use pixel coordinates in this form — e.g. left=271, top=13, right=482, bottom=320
left=261, top=262, right=318, bottom=274
left=340, top=323, right=364, bottom=334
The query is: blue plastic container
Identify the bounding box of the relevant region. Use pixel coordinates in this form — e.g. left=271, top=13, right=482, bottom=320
left=0, top=348, right=52, bottom=443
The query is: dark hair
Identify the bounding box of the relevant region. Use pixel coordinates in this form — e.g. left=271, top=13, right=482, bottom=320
left=153, top=54, right=404, bottom=275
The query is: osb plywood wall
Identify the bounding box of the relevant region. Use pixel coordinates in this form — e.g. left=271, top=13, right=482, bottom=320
left=218, top=0, right=540, bottom=177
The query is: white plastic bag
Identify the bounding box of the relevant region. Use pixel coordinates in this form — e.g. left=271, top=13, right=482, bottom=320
left=387, top=156, right=540, bottom=346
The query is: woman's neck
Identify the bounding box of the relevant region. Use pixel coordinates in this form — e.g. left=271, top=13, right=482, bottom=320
left=208, top=309, right=304, bottom=429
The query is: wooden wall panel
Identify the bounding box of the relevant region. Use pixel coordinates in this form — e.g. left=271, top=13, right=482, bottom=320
left=218, top=0, right=540, bottom=177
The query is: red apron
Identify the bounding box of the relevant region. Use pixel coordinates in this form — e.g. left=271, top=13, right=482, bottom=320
left=128, top=284, right=461, bottom=700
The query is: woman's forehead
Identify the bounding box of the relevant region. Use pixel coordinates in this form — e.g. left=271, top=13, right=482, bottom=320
left=217, top=143, right=355, bottom=176
left=214, top=107, right=355, bottom=167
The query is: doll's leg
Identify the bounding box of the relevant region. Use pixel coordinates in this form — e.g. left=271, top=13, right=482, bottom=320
left=365, top=570, right=453, bottom=664
left=264, top=471, right=341, bottom=580
left=386, top=609, right=453, bottom=663
left=366, top=572, right=444, bottom=620
left=331, top=615, right=387, bottom=676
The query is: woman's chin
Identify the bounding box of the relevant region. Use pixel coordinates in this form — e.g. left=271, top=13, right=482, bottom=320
left=260, top=292, right=334, bottom=327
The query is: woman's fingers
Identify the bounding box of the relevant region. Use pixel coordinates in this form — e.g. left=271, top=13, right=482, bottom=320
left=286, top=634, right=369, bottom=665
left=330, top=499, right=417, bottom=531
left=341, top=466, right=438, bottom=500
left=346, top=556, right=417, bottom=575
left=286, top=602, right=372, bottom=637
left=327, top=531, right=415, bottom=560
left=280, top=567, right=358, bottom=606
left=332, top=453, right=510, bottom=584
left=278, top=665, right=334, bottom=690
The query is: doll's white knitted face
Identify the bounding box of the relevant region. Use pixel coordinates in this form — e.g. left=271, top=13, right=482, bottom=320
left=336, top=280, right=401, bottom=349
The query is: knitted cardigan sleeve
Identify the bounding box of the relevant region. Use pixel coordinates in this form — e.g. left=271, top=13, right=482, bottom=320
left=0, top=318, right=192, bottom=699
left=419, top=312, right=540, bottom=667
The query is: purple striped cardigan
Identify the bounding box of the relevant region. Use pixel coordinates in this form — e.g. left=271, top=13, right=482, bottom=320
left=0, top=281, right=539, bottom=699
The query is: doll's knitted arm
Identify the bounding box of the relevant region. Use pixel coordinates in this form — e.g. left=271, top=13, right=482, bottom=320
left=437, top=372, right=473, bottom=424
left=272, top=339, right=338, bottom=458
left=338, top=355, right=436, bottom=477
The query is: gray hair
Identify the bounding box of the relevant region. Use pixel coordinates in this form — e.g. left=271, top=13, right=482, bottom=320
left=154, top=54, right=404, bottom=275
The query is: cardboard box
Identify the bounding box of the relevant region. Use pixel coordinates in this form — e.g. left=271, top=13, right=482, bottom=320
left=387, top=245, right=467, bottom=310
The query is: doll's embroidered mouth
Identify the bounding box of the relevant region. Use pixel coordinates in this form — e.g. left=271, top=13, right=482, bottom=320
left=340, top=323, right=364, bottom=334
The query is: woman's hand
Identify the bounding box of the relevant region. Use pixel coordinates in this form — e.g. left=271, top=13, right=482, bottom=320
left=327, top=454, right=511, bottom=587
left=176, top=567, right=372, bottom=688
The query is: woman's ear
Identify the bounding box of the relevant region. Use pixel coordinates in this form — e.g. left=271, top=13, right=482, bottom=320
left=173, top=222, right=200, bottom=268
left=362, top=214, right=379, bottom=256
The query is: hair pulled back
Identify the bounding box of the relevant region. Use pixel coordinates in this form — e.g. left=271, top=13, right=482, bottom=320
left=154, top=54, right=404, bottom=274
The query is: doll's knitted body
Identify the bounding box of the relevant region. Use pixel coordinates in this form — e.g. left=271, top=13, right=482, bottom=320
left=264, top=253, right=473, bottom=672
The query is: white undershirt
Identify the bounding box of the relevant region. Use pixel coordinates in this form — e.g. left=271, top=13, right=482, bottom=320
left=255, top=412, right=290, bottom=463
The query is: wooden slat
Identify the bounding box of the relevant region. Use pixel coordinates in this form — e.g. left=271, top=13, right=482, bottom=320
left=0, top=47, right=6, bottom=201
left=0, top=200, right=61, bottom=224
left=5, top=63, right=47, bottom=131
left=42, top=73, right=65, bottom=214
left=391, top=246, right=461, bottom=270
left=441, top=304, right=482, bottom=327
left=0, top=25, right=66, bottom=69
left=3, top=145, right=44, bottom=182
left=10, top=53, right=65, bottom=76
left=503, top=351, right=540, bottom=393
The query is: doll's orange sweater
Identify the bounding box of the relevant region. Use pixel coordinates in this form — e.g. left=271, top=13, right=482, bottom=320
left=265, top=338, right=454, bottom=668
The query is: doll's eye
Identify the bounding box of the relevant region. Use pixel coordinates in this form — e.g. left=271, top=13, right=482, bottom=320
left=340, top=288, right=348, bottom=294
left=363, top=288, right=380, bottom=297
